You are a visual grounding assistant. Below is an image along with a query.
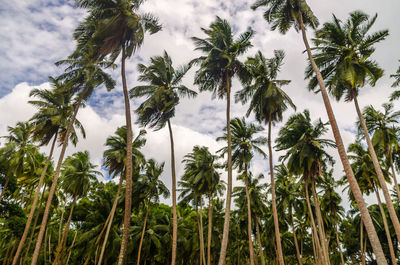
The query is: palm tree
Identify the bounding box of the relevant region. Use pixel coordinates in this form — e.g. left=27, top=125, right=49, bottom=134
left=191, top=17, right=254, bottom=264
left=53, top=151, right=101, bottom=264
left=130, top=51, right=196, bottom=265
left=251, top=1, right=387, bottom=262
left=305, top=10, right=400, bottom=244
left=217, top=117, right=267, bottom=265
left=11, top=77, right=86, bottom=265
left=236, top=50, right=295, bottom=265
left=73, top=1, right=161, bottom=262
left=276, top=110, right=336, bottom=265
left=98, top=126, right=146, bottom=265
left=390, top=61, right=400, bottom=99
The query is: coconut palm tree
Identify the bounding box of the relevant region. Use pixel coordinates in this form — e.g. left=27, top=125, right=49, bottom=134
left=251, top=1, right=387, bottom=262
left=305, top=11, right=400, bottom=244
left=236, top=50, right=295, bottom=265
left=73, top=1, right=161, bottom=262
left=217, top=117, right=267, bottom=265
left=130, top=50, right=196, bottom=264
left=53, top=151, right=101, bottom=264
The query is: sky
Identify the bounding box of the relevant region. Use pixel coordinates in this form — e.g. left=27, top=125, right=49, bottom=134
left=0, top=0, right=400, bottom=207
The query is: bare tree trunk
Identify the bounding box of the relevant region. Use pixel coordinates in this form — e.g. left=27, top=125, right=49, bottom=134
left=360, top=220, right=366, bottom=265
left=65, top=230, right=77, bottom=265
left=199, top=196, right=206, bottom=265
left=136, top=203, right=150, bottom=265
left=198, top=212, right=203, bottom=265
left=244, top=165, right=255, bottom=265
left=298, top=13, right=387, bottom=265
left=12, top=133, right=57, bottom=265
left=290, top=213, right=303, bottom=265
left=217, top=73, right=233, bottom=265
left=98, top=175, right=124, bottom=265
left=334, top=216, right=345, bottom=265
left=58, top=201, right=66, bottom=246
left=389, top=153, right=400, bottom=202
left=207, top=196, right=213, bottom=265
left=375, top=188, right=397, bottom=265
left=255, top=215, right=265, bottom=265
left=267, top=118, right=285, bottom=265
left=118, top=45, right=134, bottom=265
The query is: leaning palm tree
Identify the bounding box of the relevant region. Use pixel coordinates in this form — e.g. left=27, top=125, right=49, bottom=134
left=130, top=51, right=196, bottom=265
left=11, top=77, right=86, bottom=265
left=217, top=117, right=267, bottom=265
left=305, top=11, right=400, bottom=244
left=236, top=50, right=294, bottom=265
left=53, top=151, right=101, bottom=264
left=73, top=1, right=161, bottom=262
left=251, top=2, right=387, bottom=262
left=191, top=17, right=254, bottom=265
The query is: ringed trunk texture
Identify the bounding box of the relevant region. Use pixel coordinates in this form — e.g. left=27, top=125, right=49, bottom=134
left=12, top=134, right=57, bottom=265
left=244, top=166, right=255, bottom=265
left=167, top=120, right=178, bottom=265
left=217, top=73, right=233, bottom=265
left=98, top=175, right=124, bottom=265
left=298, top=13, right=387, bottom=265
left=354, top=96, right=400, bottom=243
left=30, top=84, right=89, bottom=265
left=290, top=213, right=303, bottom=265
left=136, top=203, right=150, bottom=265
left=268, top=119, right=284, bottom=265
left=255, top=215, right=266, bottom=265
left=118, top=46, right=134, bottom=265
left=207, top=196, right=213, bottom=265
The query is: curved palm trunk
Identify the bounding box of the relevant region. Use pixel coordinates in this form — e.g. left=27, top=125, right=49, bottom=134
left=136, top=202, right=150, bottom=265
left=244, top=166, right=255, bottom=265
left=217, top=73, right=233, bottom=265
left=118, top=46, right=134, bottom=265
left=374, top=188, right=397, bottom=265
left=354, top=96, right=400, bottom=242
left=207, top=196, right=213, bottom=265
left=31, top=85, right=89, bottom=265
left=255, top=215, right=265, bottom=265
left=267, top=119, right=284, bottom=265
left=333, top=216, right=345, bottom=265
left=290, top=213, right=303, bottom=265
left=53, top=196, right=77, bottom=265
left=98, top=175, right=124, bottom=265
left=298, top=14, right=387, bottom=265
left=167, top=120, right=178, bottom=265
left=311, top=181, right=330, bottom=265
left=12, top=134, right=57, bottom=265
left=199, top=196, right=206, bottom=265
left=389, top=153, right=400, bottom=202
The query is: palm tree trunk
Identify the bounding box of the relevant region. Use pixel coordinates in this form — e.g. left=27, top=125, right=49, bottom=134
left=3, top=240, right=12, bottom=265
left=53, top=196, right=77, bottom=265
left=48, top=229, right=52, bottom=264
left=255, top=215, right=265, bottom=265
left=334, top=216, right=345, bottom=265
left=118, top=45, right=134, bottom=265
left=12, top=133, right=57, bottom=265
left=389, top=153, right=400, bottom=202
left=374, top=188, right=397, bottom=265
left=58, top=201, right=66, bottom=246
left=98, top=175, right=124, bottom=265
left=290, top=213, right=303, bottom=265
left=218, top=73, right=233, bottom=265
left=199, top=196, right=207, bottom=265
left=311, top=181, right=330, bottom=265
left=198, top=212, right=203, bottom=265
left=267, top=118, right=285, bottom=265
left=207, top=196, right=213, bottom=265
left=305, top=180, right=324, bottom=265
left=136, top=202, right=150, bottom=265
left=167, top=119, right=178, bottom=265
left=31, top=84, right=89, bottom=265
left=354, top=96, right=400, bottom=242
left=298, top=13, right=387, bottom=265
left=65, top=230, right=77, bottom=265
left=360, top=219, right=366, bottom=265
left=244, top=166, right=255, bottom=265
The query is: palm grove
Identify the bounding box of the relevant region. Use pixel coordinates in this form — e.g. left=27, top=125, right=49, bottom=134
left=1, top=0, right=400, bottom=264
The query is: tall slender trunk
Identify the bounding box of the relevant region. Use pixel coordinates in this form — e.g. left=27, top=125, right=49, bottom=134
left=311, top=181, right=330, bottom=265
left=360, top=220, right=366, bottom=265
left=58, top=201, right=66, bottom=246
left=53, top=196, right=77, bottom=265
left=375, top=188, right=397, bottom=265
left=244, top=165, right=255, bottom=265
left=98, top=176, right=123, bottom=265
left=217, top=73, right=233, bottom=265
left=65, top=230, right=77, bottom=265
left=298, top=13, right=387, bottom=265
left=354, top=96, right=400, bottom=242
left=199, top=196, right=206, bottom=265
left=267, top=118, right=284, bottom=265
left=48, top=229, right=52, bottom=264
left=310, top=224, right=319, bottom=265
left=198, top=209, right=203, bottom=265
left=334, top=216, right=345, bottom=265
left=136, top=202, right=150, bottom=265
left=12, top=134, right=57, bottom=265
left=305, top=180, right=324, bottom=265
left=389, top=153, right=400, bottom=202
left=207, top=196, right=213, bottom=265
left=31, top=84, right=89, bottom=265
left=3, top=240, right=12, bottom=265
left=118, top=45, right=134, bottom=265
left=290, top=213, right=303, bottom=265
left=167, top=119, right=178, bottom=265
left=255, top=215, right=265, bottom=265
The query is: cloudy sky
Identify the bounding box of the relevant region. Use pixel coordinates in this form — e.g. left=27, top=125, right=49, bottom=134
left=1, top=0, right=399, bottom=207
